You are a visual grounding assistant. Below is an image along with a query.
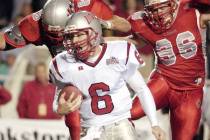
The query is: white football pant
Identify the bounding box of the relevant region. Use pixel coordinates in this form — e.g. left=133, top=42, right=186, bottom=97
left=81, top=119, right=137, bottom=140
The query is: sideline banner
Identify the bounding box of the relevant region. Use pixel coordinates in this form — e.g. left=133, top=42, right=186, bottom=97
left=0, top=113, right=170, bottom=140
left=0, top=119, right=69, bottom=140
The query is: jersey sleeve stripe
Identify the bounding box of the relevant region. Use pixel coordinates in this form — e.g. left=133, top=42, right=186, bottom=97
left=52, top=58, right=63, bottom=79
left=125, top=42, right=131, bottom=65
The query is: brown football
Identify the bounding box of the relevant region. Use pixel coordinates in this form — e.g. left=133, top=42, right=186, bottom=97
left=60, top=85, right=82, bottom=101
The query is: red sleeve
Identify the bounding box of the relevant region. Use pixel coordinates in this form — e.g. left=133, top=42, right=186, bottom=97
left=74, top=0, right=113, bottom=20
left=0, top=86, right=11, bottom=105
left=4, top=11, right=42, bottom=49
left=90, top=0, right=113, bottom=20
left=127, top=16, right=142, bottom=34
left=128, top=15, right=154, bottom=54
left=18, top=11, right=42, bottom=43
left=17, top=83, right=29, bottom=118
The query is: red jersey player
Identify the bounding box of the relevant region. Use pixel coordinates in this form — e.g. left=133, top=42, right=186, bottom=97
left=0, top=0, right=130, bottom=140
left=127, top=0, right=210, bottom=140
left=0, top=0, right=130, bottom=57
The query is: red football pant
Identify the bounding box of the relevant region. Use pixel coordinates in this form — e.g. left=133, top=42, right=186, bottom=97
left=131, top=71, right=203, bottom=140
left=65, top=110, right=80, bottom=140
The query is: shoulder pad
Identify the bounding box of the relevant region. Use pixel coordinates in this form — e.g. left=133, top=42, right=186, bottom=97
left=18, top=12, right=41, bottom=42
left=4, top=26, right=26, bottom=48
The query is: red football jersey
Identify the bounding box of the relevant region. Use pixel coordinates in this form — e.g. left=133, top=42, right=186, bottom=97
left=128, top=0, right=205, bottom=90
left=18, top=10, right=63, bottom=57
left=4, top=0, right=113, bottom=57
left=73, top=0, right=113, bottom=20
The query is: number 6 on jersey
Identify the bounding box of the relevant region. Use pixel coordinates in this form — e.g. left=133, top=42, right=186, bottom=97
left=88, top=82, right=114, bottom=115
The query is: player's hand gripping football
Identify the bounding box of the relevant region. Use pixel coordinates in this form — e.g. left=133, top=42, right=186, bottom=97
left=57, top=91, right=82, bottom=115
left=152, top=126, right=166, bottom=140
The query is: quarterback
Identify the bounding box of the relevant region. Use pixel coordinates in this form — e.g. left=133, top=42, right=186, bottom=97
left=0, top=0, right=130, bottom=139
left=50, top=11, right=165, bottom=140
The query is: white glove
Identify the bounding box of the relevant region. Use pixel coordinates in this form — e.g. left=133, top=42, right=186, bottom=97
left=98, top=18, right=112, bottom=29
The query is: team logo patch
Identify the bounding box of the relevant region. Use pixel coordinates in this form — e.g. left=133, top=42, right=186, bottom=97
left=32, top=10, right=42, bottom=21
left=77, top=0, right=90, bottom=8
left=106, top=57, right=119, bottom=65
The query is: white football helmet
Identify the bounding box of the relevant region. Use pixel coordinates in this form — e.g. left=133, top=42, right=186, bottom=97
left=41, top=0, right=71, bottom=42
left=63, top=11, right=103, bottom=61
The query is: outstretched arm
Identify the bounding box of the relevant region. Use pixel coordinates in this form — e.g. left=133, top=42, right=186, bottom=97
left=100, top=15, right=131, bottom=32
left=109, top=15, right=131, bottom=32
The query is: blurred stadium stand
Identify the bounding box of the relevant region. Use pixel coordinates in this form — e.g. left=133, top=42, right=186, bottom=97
left=0, top=45, right=51, bottom=118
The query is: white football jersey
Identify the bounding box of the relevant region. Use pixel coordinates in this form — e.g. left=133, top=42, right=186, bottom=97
left=49, top=40, right=145, bottom=127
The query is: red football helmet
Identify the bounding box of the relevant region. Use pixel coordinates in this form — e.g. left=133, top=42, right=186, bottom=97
left=144, top=0, right=178, bottom=33
left=63, top=11, right=103, bottom=61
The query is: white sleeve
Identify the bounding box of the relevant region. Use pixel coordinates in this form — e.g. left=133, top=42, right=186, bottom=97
left=49, top=60, right=66, bottom=113
left=126, top=70, right=158, bottom=126
left=123, top=43, right=145, bottom=80
left=123, top=43, right=157, bottom=126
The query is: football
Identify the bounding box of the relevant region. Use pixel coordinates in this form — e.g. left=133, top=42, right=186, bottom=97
left=60, top=85, right=82, bottom=101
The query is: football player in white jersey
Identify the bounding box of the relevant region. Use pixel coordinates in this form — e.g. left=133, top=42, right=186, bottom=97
left=49, top=11, right=165, bottom=140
